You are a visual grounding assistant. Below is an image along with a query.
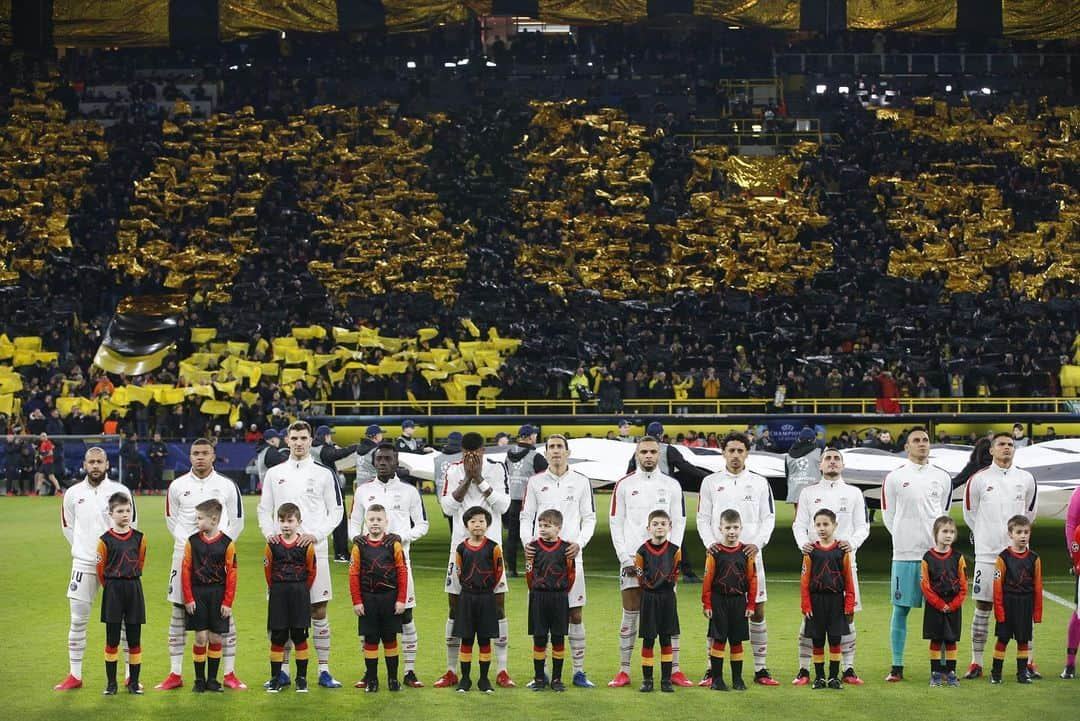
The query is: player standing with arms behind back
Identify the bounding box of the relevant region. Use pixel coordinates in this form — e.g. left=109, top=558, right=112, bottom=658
left=157, top=439, right=246, bottom=691
left=258, top=421, right=344, bottom=689
left=349, top=443, right=429, bottom=687
left=520, top=433, right=597, bottom=687
left=961, top=432, right=1038, bottom=679
left=697, top=432, right=778, bottom=687
left=56, top=447, right=135, bottom=691
left=791, top=448, right=868, bottom=685
left=608, top=436, right=686, bottom=688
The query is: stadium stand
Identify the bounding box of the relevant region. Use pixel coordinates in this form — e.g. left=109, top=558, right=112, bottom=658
left=0, top=9, right=1077, bottom=447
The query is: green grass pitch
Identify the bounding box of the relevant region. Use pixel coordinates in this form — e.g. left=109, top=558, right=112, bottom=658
left=3, top=492, right=1079, bottom=720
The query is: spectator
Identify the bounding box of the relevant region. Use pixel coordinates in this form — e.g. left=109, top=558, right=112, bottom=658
left=1011, top=423, right=1030, bottom=448
left=147, top=431, right=169, bottom=492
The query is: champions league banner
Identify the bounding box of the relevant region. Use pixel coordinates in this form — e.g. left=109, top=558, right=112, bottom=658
left=759, top=420, right=824, bottom=451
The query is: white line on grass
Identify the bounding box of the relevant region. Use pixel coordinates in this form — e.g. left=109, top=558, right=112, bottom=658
left=1042, top=588, right=1075, bottom=610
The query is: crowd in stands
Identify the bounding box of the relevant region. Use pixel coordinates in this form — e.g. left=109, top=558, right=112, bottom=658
left=0, top=24, right=1077, bottom=442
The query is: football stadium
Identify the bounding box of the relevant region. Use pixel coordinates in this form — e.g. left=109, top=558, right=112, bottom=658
left=1, top=2, right=1079, bottom=719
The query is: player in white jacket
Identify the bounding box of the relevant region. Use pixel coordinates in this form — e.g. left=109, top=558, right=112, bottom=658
left=349, top=443, right=429, bottom=687
left=55, top=447, right=134, bottom=690
left=520, top=434, right=597, bottom=687
left=962, top=431, right=1038, bottom=679
left=156, top=438, right=247, bottom=690
left=881, top=427, right=952, bottom=682
left=697, top=431, right=778, bottom=687
left=257, top=421, right=344, bottom=688
left=608, top=436, right=686, bottom=688
left=791, top=448, right=869, bottom=684
left=435, top=431, right=512, bottom=688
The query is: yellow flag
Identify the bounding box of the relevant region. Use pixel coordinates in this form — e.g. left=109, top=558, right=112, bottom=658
left=308, top=354, right=337, bottom=375
left=200, top=399, right=231, bottom=416
left=185, top=353, right=218, bottom=369
left=461, top=318, right=480, bottom=338
left=285, top=348, right=311, bottom=365
left=190, top=327, right=217, bottom=344
left=100, top=398, right=127, bottom=418
left=271, top=337, right=299, bottom=361
left=292, top=325, right=327, bottom=340
left=57, top=396, right=93, bottom=415
left=442, top=380, right=467, bottom=402
left=214, top=380, right=238, bottom=396
left=148, top=386, right=187, bottom=405
left=191, top=384, right=216, bottom=399
left=421, top=369, right=449, bottom=384
left=281, top=368, right=306, bottom=386
left=333, top=327, right=361, bottom=344
left=125, top=385, right=155, bottom=405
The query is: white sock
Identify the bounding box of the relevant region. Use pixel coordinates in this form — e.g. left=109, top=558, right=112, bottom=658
left=1028, top=638, right=1035, bottom=667
left=749, top=620, right=768, bottom=672
left=495, top=618, right=510, bottom=672
left=568, top=622, right=586, bottom=674
left=282, top=639, right=291, bottom=667
left=120, top=624, right=131, bottom=676
left=68, top=599, right=91, bottom=678
left=401, top=621, right=419, bottom=672
left=445, top=618, right=460, bottom=672
left=670, top=634, right=681, bottom=672
left=971, top=608, right=991, bottom=666
left=168, top=605, right=186, bottom=675
left=618, top=610, right=639, bottom=673
left=312, top=618, right=331, bottom=672
left=841, top=621, right=856, bottom=670
left=223, top=615, right=237, bottom=675
left=798, top=618, right=812, bottom=671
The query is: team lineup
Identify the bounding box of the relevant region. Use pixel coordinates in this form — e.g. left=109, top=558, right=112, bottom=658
left=56, top=422, right=1078, bottom=696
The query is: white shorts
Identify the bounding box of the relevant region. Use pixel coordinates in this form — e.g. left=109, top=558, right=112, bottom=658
left=310, top=552, right=333, bottom=603
left=405, top=560, right=417, bottom=610
left=167, top=550, right=185, bottom=605
left=569, top=555, right=587, bottom=608
left=754, top=552, right=768, bottom=603
left=445, top=552, right=509, bottom=595
left=972, top=560, right=997, bottom=603
left=619, top=564, right=640, bottom=591
left=67, top=564, right=101, bottom=603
